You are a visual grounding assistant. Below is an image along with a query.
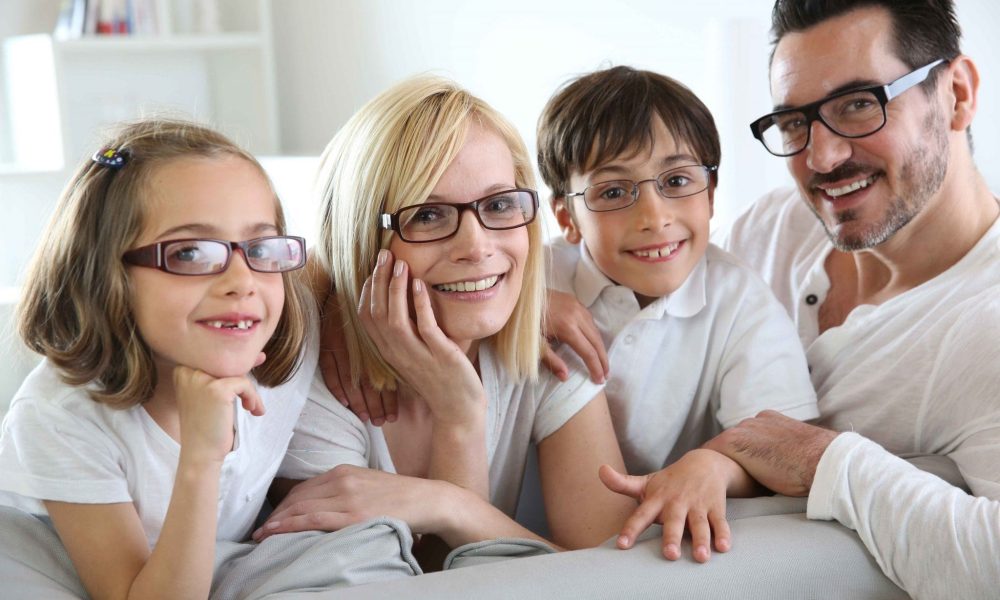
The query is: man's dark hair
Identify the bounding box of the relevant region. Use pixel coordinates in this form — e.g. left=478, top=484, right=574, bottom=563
left=537, top=66, right=721, bottom=199
left=770, top=1, right=961, bottom=80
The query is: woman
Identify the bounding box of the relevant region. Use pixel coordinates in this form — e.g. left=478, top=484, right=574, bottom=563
left=256, top=75, right=633, bottom=556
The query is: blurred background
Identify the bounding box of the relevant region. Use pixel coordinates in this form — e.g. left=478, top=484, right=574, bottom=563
left=1, top=0, right=998, bottom=409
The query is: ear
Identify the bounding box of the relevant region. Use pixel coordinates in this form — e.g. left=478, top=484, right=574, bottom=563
left=552, top=196, right=582, bottom=244
left=945, top=55, right=979, bottom=132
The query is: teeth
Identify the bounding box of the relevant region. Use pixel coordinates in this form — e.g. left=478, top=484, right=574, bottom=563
left=206, top=320, right=253, bottom=330
left=434, top=275, right=500, bottom=293
left=633, top=243, right=679, bottom=258
left=825, top=175, right=877, bottom=198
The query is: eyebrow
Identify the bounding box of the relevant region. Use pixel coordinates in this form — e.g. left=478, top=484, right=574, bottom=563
left=154, top=222, right=279, bottom=240
left=772, top=78, right=882, bottom=112
left=590, top=154, right=701, bottom=180
left=426, top=182, right=515, bottom=202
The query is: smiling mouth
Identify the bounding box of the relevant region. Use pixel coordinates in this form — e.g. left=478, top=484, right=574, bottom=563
left=823, top=174, right=878, bottom=198
left=203, top=319, right=256, bottom=330
left=433, top=274, right=501, bottom=293
left=630, top=242, right=681, bottom=259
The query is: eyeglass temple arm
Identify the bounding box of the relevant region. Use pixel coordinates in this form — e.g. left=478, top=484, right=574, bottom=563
left=886, top=59, right=945, bottom=101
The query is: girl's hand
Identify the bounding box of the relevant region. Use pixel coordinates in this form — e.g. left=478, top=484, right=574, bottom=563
left=542, top=289, right=608, bottom=384
left=172, top=358, right=266, bottom=465
left=358, top=250, right=486, bottom=426
left=599, top=449, right=738, bottom=563
left=252, top=465, right=450, bottom=541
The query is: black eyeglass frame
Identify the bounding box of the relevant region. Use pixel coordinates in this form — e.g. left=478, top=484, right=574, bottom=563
left=122, top=235, right=307, bottom=275
left=565, top=164, right=719, bottom=213
left=378, top=188, right=540, bottom=244
left=750, top=59, right=947, bottom=157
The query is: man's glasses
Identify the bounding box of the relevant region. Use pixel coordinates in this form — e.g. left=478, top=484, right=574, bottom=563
left=123, top=236, right=306, bottom=275
left=750, top=59, right=946, bottom=157
left=379, top=188, right=538, bottom=243
left=565, top=164, right=717, bottom=213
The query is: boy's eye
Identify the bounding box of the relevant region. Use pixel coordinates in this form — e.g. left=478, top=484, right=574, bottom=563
left=664, top=175, right=692, bottom=188
left=591, top=182, right=632, bottom=203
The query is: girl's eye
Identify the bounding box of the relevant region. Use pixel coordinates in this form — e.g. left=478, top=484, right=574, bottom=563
left=171, top=246, right=202, bottom=262
left=247, top=243, right=271, bottom=260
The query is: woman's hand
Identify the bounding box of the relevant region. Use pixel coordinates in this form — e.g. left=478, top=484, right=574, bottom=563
left=599, top=449, right=747, bottom=563
left=542, top=289, right=608, bottom=383
left=252, top=465, right=452, bottom=541
left=358, top=250, right=486, bottom=426
left=172, top=354, right=265, bottom=465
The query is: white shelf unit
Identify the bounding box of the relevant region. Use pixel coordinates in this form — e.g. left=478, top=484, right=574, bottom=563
left=1, top=0, right=278, bottom=172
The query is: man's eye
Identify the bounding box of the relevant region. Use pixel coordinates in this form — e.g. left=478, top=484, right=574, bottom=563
left=777, top=116, right=806, bottom=134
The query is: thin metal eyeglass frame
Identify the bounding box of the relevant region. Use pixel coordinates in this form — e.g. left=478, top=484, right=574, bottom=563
left=122, top=236, right=307, bottom=275
left=378, top=188, right=539, bottom=243
left=750, top=58, right=946, bottom=157
left=565, top=164, right=718, bottom=213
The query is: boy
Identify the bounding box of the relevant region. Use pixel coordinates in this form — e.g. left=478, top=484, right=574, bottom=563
left=537, top=66, right=819, bottom=562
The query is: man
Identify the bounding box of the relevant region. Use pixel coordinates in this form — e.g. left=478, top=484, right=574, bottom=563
left=711, top=1, right=1000, bottom=597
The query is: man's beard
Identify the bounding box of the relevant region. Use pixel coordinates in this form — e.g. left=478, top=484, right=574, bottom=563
left=809, top=109, right=949, bottom=251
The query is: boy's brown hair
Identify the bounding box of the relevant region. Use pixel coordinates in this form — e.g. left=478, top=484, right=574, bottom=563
left=537, top=65, right=721, bottom=202
left=17, top=118, right=307, bottom=408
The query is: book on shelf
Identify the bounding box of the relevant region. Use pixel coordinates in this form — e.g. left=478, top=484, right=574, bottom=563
left=54, top=0, right=167, bottom=38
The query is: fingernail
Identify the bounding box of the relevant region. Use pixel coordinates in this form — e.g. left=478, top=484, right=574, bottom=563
left=718, top=538, right=731, bottom=552
left=393, top=261, right=404, bottom=277
left=372, top=417, right=384, bottom=427
left=387, top=413, right=398, bottom=423
left=340, top=398, right=349, bottom=407
left=413, top=279, right=423, bottom=294
left=252, top=528, right=262, bottom=540
left=358, top=412, right=369, bottom=422
left=378, top=249, right=388, bottom=266
left=665, top=544, right=680, bottom=559
left=617, top=535, right=629, bottom=548
left=264, top=521, right=279, bottom=531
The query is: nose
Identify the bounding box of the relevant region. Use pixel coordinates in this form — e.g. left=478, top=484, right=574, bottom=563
left=804, top=120, right=852, bottom=174
left=633, top=180, right=673, bottom=231
left=218, top=248, right=257, bottom=297
left=448, top=209, right=495, bottom=263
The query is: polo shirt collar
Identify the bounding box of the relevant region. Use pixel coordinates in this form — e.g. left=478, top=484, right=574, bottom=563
left=572, top=240, right=708, bottom=319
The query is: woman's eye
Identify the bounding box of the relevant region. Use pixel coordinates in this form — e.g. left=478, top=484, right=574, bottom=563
left=483, top=196, right=515, bottom=214
left=413, top=207, right=444, bottom=223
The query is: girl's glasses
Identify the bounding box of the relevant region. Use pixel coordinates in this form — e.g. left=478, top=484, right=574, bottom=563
left=122, top=236, right=306, bottom=275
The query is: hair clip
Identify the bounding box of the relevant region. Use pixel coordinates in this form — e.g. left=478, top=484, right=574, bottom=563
left=92, top=148, right=129, bottom=169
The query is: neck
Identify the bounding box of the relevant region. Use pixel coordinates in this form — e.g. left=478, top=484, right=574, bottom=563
left=849, top=164, right=997, bottom=301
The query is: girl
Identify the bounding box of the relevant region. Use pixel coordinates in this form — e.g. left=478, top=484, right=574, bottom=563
left=258, top=75, right=634, bottom=557
left=0, top=119, right=315, bottom=600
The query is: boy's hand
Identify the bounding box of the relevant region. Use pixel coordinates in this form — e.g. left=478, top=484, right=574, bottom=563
left=318, top=289, right=397, bottom=426
left=599, top=449, right=737, bottom=563
left=543, top=289, right=608, bottom=383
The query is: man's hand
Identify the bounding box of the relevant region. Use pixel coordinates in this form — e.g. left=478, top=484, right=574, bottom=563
left=705, top=410, right=839, bottom=497
left=542, top=289, right=608, bottom=383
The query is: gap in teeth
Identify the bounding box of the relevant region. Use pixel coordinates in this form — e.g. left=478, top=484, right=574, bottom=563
left=208, top=320, right=253, bottom=330
left=434, top=275, right=499, bottom=292
left=634, top=243, right=679, bottom=258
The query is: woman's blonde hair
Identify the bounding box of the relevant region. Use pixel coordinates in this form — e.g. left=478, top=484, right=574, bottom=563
left=17, top=118, right=308, bottom=408
left=315, top=75, right=544, bottom=390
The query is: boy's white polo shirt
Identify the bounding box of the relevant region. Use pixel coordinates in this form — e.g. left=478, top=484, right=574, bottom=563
left=549, top=238, right=819, bottom=475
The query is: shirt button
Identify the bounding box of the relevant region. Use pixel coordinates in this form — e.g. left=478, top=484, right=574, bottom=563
left=624, top=335, right=635, bottom=345
left=805, top=294, right=819, bottom=305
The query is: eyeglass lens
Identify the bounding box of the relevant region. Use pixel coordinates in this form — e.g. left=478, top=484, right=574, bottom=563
left=584, top=165, right=711, bottom=212
left=760, top=90, right=885, bottom=155
left=162, top=237, right=304, bottom=274
left=396, top=190, right=536, bottom=242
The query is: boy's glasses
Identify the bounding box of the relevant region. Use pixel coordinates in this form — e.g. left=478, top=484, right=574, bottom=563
left=123, top=236, right=306, bottom=275
left=379, top=188, right=539, bottom=243
left=750, top=59, right=946, bottom=157
left=566, top=164, right=717, bottom=213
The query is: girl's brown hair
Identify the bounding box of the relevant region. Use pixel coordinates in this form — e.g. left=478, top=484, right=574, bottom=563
left=17, top=119, right=307, bottom=408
